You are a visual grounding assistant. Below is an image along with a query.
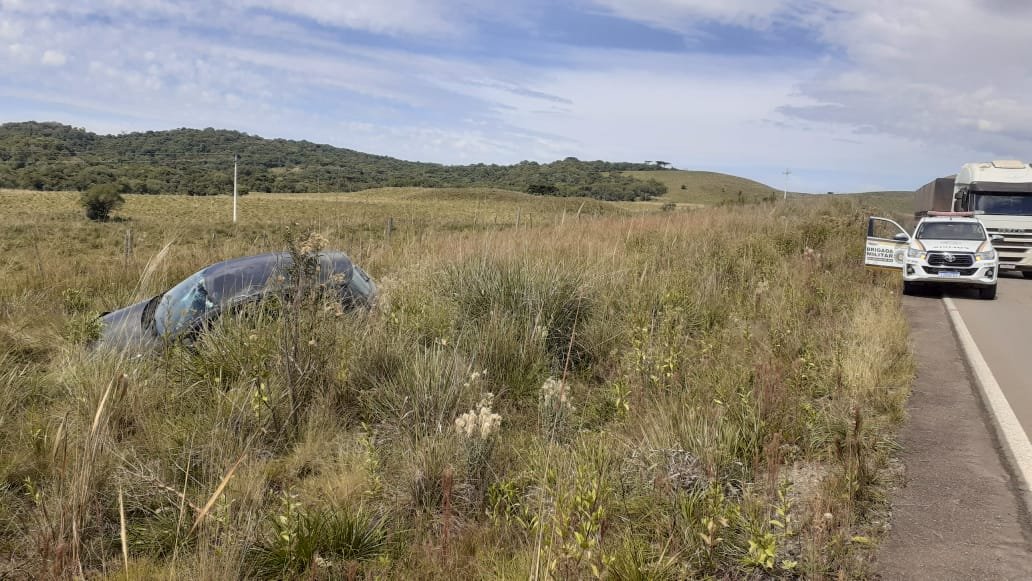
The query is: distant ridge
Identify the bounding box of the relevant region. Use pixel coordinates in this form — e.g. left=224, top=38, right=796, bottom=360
left=0, top=121, right=668, bottom=201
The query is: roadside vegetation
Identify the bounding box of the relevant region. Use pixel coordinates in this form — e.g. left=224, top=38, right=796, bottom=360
left=0, top=188, right=911, bottom=578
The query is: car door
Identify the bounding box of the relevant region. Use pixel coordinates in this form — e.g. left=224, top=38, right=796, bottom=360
left=865, top=217, right=909, bottom=270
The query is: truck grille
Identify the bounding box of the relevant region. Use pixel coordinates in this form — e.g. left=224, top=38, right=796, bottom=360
left=927, top=252, right=974, bottom=267
left=924, top=266, right=977, bottom=276
left=986, top=229, right=1032, bottom=256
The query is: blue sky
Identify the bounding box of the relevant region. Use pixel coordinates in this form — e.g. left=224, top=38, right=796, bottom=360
left=2, top=0, right=1032, bottom=193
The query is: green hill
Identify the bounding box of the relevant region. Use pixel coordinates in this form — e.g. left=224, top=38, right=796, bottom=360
left=0, top=121, right=667, bottom=201
left=627, top=170, right=913, bottom=212
left=624, top=170, right=781, bottom=205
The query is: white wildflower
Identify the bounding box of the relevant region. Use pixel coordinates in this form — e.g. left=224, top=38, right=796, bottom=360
left=454, top=392, right=502, bottom=440
left=540, top=377, right=572, bottom=408
left=299, top=232, right=328, bottom=256
left=803, top=247, right=822, bottom=262
left=464, top=369, right=488, bottom=388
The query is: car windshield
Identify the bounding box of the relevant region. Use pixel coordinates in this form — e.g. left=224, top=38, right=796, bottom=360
left=971, top=192, right=1032, bottom=216
left=153, top=271, right=212, bottom=337
left=916, top=222, right=985, bottom=241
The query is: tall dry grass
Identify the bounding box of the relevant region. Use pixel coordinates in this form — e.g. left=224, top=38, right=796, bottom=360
left=0, top=189, right=911, bottom=578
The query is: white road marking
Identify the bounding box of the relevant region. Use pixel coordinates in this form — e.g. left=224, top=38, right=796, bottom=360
left=944, top=296, right=1032, bottom=516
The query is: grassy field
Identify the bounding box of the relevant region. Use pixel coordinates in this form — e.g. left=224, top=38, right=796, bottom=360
left=623, top=170, right=779, bottom=205
left=623, top=170, right=912, bottom=216
left=840, top=192, right=912, bottom=222
left=0, top=188, right=911, bottom=579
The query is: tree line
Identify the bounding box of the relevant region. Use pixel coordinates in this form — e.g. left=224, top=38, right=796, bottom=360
left=0, top=122, right=669, bottom=201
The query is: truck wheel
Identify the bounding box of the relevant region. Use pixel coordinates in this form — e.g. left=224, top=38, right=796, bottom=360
left=978, top=285, right=997, bottom=300
left=1022, top=271, right=1032, bottom=280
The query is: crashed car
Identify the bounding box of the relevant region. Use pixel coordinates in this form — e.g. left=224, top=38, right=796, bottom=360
left=95, top=251, right=377, bottom=351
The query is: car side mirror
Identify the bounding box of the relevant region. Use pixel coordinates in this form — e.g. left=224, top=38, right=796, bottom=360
left=991, top=234, right=1005, bottom=243
left=892, top=232, right=910, bottom=242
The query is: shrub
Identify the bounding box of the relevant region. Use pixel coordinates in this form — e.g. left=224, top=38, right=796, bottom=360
left=80, top=183, right=125, bottom=221
left=249, top=499, right=389, bottom=579
left=360, top=345, right=473, bottom=437
left=442, top=258, right=595, bottom=371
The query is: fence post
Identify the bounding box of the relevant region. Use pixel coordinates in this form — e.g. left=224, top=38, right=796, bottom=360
left=515, top=207, right=521, bottom=230
left=385, top=217, right=394, bottom=241
left=123, top=229, right=133, bottom=264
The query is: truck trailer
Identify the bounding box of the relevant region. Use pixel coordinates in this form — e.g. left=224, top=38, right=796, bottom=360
left=914, top=160, right=1032, bottom=276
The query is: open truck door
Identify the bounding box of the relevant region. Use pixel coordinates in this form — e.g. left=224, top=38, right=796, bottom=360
left=865, top=217, right=909, bottom=270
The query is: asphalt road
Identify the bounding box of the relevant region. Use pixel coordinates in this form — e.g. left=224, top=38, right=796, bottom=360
left=877, top=285, right=1032, bottom=579
left=948, top=274, right=1032, bottom=438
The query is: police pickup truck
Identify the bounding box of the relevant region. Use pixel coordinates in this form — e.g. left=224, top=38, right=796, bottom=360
left=865, top=212, right=1003, bottom=300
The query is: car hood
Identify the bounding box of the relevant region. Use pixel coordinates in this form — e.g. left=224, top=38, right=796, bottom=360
left=918, top=240, right=986, bottom=253
left=95, top=298, right=160, bottom=352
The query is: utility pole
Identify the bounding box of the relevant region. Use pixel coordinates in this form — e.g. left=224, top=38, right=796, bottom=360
left=232, top=154, right=239, bottom=223
left=782, top=169, right=792, bottom=201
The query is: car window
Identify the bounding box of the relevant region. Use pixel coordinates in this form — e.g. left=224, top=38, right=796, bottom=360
left=915, top=222, right=986, bottom=241
left=154, top=271, right=214, bottom=337
left=347, top=266, right=376, bottom=303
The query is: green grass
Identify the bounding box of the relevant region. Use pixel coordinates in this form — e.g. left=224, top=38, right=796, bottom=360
left=838, top=191, right=912, bottom=220
left=0, top=188, right=912, bottom=579
left=624, top=170, right=913, bottom=216
left=624, top=170, right=780, bottom=205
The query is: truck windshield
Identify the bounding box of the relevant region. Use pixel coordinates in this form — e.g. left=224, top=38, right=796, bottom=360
left=971, top=192, right=1032, bottom=216
left=916, top=222, right=986, bottom=241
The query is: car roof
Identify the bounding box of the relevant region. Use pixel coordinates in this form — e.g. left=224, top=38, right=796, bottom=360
left=199, top=251, right=355, bottom=300
left=200, top=251, right=350, bottom=273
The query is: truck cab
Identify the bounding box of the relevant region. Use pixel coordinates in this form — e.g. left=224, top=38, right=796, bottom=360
left=866, top=213, right=1002, bottom=299
left=952, top=161, right=1032, bottom=276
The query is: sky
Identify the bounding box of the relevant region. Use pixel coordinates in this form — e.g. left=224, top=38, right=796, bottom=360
left=2, top=0, right=1032, bottom=193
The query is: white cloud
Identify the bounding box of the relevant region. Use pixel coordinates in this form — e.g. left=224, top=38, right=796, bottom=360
left=799, top=0, right=1032, bottom=150
left=239, top=0, right=463, bottom=38
left=40, top=49, right=65, bottom=66
left=585, top=0, right=1032, bottom=185
left=589, top=0, right=809, bottom=30
left=2, top=0, right=1032, bottom=191
left=0, top=18, right=23, bottom=40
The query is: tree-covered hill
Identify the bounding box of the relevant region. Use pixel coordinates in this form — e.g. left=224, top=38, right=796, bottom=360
left=0, top=121, right=667, bottom=201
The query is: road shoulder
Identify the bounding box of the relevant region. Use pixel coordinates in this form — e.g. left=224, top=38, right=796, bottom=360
left=876, top=296, right=1032, bottom=580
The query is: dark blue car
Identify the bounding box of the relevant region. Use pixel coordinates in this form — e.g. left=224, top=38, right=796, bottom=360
left=95, top=251, right=377, bottom=351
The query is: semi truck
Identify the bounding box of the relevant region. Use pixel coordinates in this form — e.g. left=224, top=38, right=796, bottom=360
left=915, top=160, right=1032, bottom=277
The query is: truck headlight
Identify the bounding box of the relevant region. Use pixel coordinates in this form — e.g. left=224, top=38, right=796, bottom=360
left=906, top=247, right=926, bottom=259
left=975, top=250, right=997, bottom=261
